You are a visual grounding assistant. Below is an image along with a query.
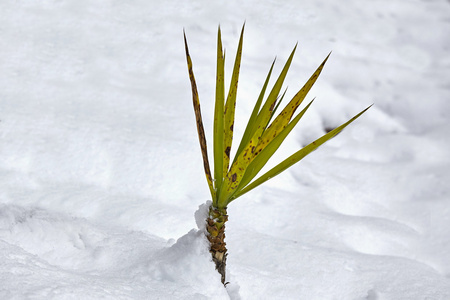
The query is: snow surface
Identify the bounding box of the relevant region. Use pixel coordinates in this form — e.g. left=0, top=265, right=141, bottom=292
left=1, top=0, right=450, bottom=299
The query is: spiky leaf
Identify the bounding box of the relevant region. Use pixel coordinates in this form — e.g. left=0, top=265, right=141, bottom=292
left=235, top=99, right=315, bottom=197
left=214, top=27, right=225, bottom=195
left=255, top=54, right=330, bottom=155
left=223, top=25, right=245, bottom=176
left=183, top=31, right=215, bottom=199
left=234, top=59, right=276, bottom=163
left=233, top=105, right=372, bottom=199
left=220, top=45, right=298, bottom=202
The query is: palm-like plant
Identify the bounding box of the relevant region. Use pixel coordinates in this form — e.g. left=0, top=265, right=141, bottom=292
left=183, top=25, right=370, bottom=285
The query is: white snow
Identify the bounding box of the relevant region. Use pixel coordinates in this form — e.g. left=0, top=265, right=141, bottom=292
left=1, top=0, right=450, bottom=299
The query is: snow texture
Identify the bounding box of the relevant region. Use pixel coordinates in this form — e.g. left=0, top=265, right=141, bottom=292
left=1, top=0, right=450, bottom=299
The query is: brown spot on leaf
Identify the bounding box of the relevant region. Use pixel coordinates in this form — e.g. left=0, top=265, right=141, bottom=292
left=269, top=100, right=276, bottom=111
left=225, top=146, right=231, bottom=158
left=231, top=173, right=237, bottom=182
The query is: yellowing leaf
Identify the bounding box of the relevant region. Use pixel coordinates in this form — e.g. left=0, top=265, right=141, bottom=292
left=255, top=54, right=330, bottom=156
left=223, top=24, right=245, bottom=177
left=185, top=25, right=371, bottom=208
left=220, top=45, right=298, bottom=202
left=213, top=27, right=225, bottom=194
left=183, top=31, right=215, bottom=200
left=233, top=105, right=372, bottom=200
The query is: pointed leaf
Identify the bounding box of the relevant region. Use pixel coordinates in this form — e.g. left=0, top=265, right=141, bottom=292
left=183, top=31, right=215, bottom=200
left=256, top=53, right=330, bottom=155
left=233, top=105, right=372, bottom=200
left=233, top=59, right=276, bottom=163
left=214, top=27, right=225, bottom=191
left=266, top=87, right=288, bottom=131
left=236, top=99, right=315, bottom=194
left=221, top=45, right=298, bottom=201
left=223, top=24, right=245, bottom=175
left=252, top=45, right=298, bottom=143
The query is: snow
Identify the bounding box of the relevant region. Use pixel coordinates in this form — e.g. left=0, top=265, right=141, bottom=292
left=1, top=0, right=450, bottom=299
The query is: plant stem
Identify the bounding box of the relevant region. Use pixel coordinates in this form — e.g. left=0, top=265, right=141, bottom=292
left=206, top=205, right=228, bottom=285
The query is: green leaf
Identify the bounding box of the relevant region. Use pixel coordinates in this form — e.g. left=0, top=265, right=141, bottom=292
left=185, top=26, right=371, bottom=209
left=183, top=31, right=215, bottom=200
left=233, top=105, right=372, bottom=200
left=213, top=26, right=225, bottom=196
left=233, top=59, right=276, bottom=163
left=235, top=99, right=315, bottom=197
left=265, top=87, right=287, bottom=132
left=221, top=45, right=298, bottom=201
left=256, top=53, right=330, bottom=156
left=223, top=24, right=245, bottom=177
left=251, top=45, right=297, bottom=145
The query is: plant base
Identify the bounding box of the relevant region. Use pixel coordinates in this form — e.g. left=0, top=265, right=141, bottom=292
left=206, top=205, right=228, bottom=285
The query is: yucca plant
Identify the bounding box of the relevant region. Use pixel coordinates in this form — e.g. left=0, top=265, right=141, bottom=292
left=183, top=25, right=370, bottom=285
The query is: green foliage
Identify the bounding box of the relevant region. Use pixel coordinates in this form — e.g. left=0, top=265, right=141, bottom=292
left=184, top=25, right=370, bottom=209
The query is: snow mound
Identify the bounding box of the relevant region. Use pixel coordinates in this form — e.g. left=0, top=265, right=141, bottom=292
left=0, top=204, right=228, bottom=299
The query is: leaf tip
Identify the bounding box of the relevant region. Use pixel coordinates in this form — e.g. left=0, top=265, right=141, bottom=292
left=365, top=103, right=374, bottom=111
left=183, top=30, right=189, bottom=52
left=324, top=51, right=332, bottom=63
